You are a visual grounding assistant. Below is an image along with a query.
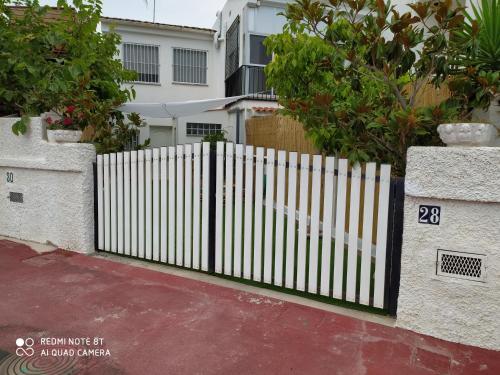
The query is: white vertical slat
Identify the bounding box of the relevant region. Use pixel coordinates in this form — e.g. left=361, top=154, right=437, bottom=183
left=285, top=152, right=298, bottom=289
left=274, top=151, right=286, bottom=287
left=110, top=153, right=117, bottom=253
left=233, top=144, right=244, bottom=278
left=117, top=153, right=124, bottom=254
left=176, top=145, right=184, bottom=266
left=263, top=148, right=275, bottom=284
left=124, top=152, right=131, bottom=256
left=215, top=142, right=224, bottom=274
left=374, top=164, right=392, bottom=308
left=320, top=157, right=336, bottom=296
left=296, top=154, right=310, bottom=292
left=201, top=142, right=210, bottom=271
left=104, top=155, right=111, bottom=252
left=145, top=149, right=153, bottom=260
left=168, top=147, right=176, bottom=264
left=308, top=155, right=322, bottom=294
left=97, top=155, right=104, bottom=250
left=253, top=147, right=265, bottom=282
left=243, top=145, right=254, bottom=280
left=333, top=159, right=348, bottom=299
left=160, top=147, right=168, bottom=263
left=192, top=143, right=201, bottom=269
left=138, top=150, right=145, bottom=259
left=152, top=148, right=160, bottom=261
left=184, top=144, right=193, bottom=268
left=131, top=151, right=138, bottom=257
left=346, top=163, right=362, bottom=302
left=360, top=163, right=377, bottom=305
left=224, top=143, right=234, bottom=276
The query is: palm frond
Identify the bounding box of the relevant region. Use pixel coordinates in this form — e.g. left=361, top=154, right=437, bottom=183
left=459, top=0, right=500, bottom=71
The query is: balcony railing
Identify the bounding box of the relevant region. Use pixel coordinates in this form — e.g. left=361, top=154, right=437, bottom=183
left=225, top=65, right=277, bottom=101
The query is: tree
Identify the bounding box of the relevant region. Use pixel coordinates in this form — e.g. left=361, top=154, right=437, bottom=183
left=265, top=0, right=466, bottom=175
left=0, top=0, right=148, bottom=152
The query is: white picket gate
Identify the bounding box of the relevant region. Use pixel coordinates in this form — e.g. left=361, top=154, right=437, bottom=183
left=96, top=142, right=393, bottom=309
left=97, top=144, right=211, bottom=271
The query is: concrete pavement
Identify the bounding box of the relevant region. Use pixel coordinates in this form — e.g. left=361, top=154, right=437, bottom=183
left=0, top=239, right=499, bottom=374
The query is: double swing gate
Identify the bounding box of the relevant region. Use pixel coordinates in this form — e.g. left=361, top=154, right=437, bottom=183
left=96, top=142, right=404, bottom=315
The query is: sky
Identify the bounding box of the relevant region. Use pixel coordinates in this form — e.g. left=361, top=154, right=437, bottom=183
left=39, top=0, right=227, bottom=28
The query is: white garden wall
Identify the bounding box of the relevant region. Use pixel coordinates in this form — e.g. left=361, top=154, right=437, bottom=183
left=397, top=146, right=500, bottom=351
left=0, top=117, right=96, bottom=253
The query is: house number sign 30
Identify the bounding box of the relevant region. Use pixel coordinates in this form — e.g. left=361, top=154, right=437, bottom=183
left=418, top=205, right=441, bottom=225
left=6, top=172, right=14, bottom=183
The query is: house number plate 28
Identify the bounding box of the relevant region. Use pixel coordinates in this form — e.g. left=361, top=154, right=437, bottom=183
left=418, top=205, right=441, bottom=225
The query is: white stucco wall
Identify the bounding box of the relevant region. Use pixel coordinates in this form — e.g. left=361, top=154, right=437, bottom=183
left=213, top=0, right=251, bottom=71
left=101, top=21, right=221, bottom=103
left=101, top=2, right=287, bottom=148
left=396, top=146, right=500, bottom=351
left=0, top=118, right=96, bottom=254
left=177, top=109, right=231, bottom=145
left=101, top=19, right=237, bottom=146
left=213, top=0, right=289, bottom=70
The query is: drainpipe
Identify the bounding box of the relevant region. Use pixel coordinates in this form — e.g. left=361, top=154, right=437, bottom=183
left=216, top=11, right=222, bottom=40
left=173, top=117, right=178, bottom=146
left=236, top=109, right=241, bottom=144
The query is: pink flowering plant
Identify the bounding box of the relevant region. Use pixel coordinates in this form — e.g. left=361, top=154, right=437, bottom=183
left=45, top=104, right=85, bottom=131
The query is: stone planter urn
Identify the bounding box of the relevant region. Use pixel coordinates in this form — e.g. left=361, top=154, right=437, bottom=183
left=42, top=112, right=82, bottom=144
left=437, top=123, right=499, bottom=147
left=47, top=129, right=82, bottom=143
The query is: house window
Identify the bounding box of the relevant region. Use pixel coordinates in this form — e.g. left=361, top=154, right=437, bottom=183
left=123, top=43, right=160, bottom=83
left=129, top=132, right=139, bottom=150
left=186, top=123, right=221, bottom=136
left=173, top=48, right=208, bottom=85
left=250, top=35, right=271, bottom=66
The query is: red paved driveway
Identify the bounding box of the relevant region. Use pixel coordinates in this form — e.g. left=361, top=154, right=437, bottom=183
left=0, top=239, right=499, bottom=374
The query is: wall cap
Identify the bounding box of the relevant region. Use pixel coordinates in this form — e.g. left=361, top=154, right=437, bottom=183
left=406, top=146, right=500, bottom=203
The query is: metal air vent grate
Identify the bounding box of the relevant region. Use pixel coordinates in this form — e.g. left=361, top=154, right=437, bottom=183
left=9, top=192, right=23, bottom=203
left=437, top=249, right=486, bottom=282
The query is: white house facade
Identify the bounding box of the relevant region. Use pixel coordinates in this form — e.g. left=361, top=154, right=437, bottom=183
left=103, top=0, right=468, bottom=148
left=100, top=0, right=288, bottom=148
left=100, top=17, right=230, bottom=148
left=211, top=0, right=288, bottom=144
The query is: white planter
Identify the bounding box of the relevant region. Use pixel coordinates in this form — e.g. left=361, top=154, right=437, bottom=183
left=47, top=129, right=82, bottom=143
left=437, top=123, right=499, bottom=147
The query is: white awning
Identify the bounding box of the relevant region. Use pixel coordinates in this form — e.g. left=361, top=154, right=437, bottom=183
left=118, top=95, right=247, bottom=118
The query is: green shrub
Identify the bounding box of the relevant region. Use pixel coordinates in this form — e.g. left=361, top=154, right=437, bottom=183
left=0, top=0, right=148, bottom=152
left=202, top=130, right=228, bottom=150
left=265, top=0, right=466, bottom=175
